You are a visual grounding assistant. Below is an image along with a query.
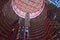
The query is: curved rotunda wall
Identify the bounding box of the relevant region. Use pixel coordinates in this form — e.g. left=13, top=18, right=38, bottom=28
left=11, top=0, right=45, bottom=19
left=0, top=0, right=60, bottom=40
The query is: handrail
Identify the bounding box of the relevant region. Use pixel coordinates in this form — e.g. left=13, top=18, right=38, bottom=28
left=30, top=29, right=46, bottom=34
left=30, top=26, right=46, bottom=32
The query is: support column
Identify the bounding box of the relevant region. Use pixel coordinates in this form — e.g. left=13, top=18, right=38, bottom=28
left=25, top=13, right=30, bottom=40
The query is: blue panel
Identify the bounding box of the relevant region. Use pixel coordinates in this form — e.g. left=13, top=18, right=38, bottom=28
left=49, top=0, right=60, bottom=7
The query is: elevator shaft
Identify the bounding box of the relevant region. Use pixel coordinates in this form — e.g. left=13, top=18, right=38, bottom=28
left=25, top=13, right=30, bottom=40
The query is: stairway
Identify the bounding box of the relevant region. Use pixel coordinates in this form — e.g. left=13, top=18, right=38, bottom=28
left=29, top=26, right=46, bottom=40
left=28, top=17, right=57, bottom=40
left=29, top=19, right=48, bottom=40
left=0, top=14, right=19, bottom=40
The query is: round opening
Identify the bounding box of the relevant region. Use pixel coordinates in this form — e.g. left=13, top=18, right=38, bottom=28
left=12, top=0, right=45, bottom=19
